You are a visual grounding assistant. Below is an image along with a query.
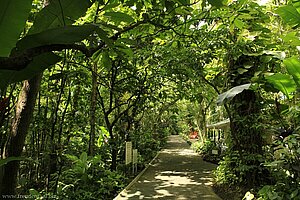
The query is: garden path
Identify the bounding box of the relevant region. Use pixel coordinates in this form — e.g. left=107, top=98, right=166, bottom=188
left=114, top=135, right=222, bottom=200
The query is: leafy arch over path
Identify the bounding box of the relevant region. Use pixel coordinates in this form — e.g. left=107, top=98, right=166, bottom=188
left=1, top=0, right=300, bottom=198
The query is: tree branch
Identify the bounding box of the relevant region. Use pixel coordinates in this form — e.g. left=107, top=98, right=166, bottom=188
left=0, top=43, right=99, bottom=71
left=0, top=19, right=148, bottom=71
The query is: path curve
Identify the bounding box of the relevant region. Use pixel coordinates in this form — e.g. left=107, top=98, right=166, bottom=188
left=115, top=135, right=222, bottom=200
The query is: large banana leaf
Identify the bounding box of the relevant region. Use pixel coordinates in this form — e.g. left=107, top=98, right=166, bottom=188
left=0, top=0, right=95, bottom=87
left=17, top=25, right=97, bottom=52
left=0, top=53, right=61, bottom=89
left=29, top=0, right=94, bottom=34
left=0, top=25, right=96, bottom=87
left=284, top=57, right=300, bottom=87
left=265, top=73, right=296, bottom=99
left=0, top=0, right=32, bottom=57
left=216, top=84, right=251, bottom=106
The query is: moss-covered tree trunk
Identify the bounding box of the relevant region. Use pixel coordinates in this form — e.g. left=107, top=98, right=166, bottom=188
left=230, top=90, right=264, bottom=187
left=227, top=55, right=267, bottom=189
left=1, top=75, right=42, bottom=195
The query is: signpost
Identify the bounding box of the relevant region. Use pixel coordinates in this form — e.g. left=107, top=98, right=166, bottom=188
left=212, top=149, right=218, bottom=155
left=125, top=142, right=138, bottom=174
left=132, top=149, right=138, bottom=174
left=125, top=142, right=132, bottom=165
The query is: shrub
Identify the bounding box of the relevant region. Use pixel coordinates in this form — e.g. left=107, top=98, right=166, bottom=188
left=192, top=139, right=223, bottom=164
left=57, top=152, right=126, bottom=200
left=257, top=132, right=300, bottom=200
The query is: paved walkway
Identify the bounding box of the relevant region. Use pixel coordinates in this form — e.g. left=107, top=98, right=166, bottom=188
left=115, top=135, right=222, bottom=200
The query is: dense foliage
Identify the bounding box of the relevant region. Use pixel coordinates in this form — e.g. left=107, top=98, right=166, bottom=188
left=0, top=0, right=300, bottom=199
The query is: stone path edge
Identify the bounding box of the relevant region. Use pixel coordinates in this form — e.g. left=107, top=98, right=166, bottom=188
left=113, top=150, right=162, bottom=200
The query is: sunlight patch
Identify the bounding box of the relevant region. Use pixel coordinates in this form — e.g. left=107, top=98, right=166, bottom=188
left=153, top=189, right=173, bottom=198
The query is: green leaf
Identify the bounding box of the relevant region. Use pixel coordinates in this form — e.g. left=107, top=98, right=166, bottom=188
left=100, top=51, right=112, bottom=69
left=102, top=1, right=120, bottom=11
left=104, top=12, right=135, bottom=23
left=0, top=53, right=61, bottom=89
left=100, top=126, right=110, bottom=137
left=217, top=83, right=251, bottom=106
left=29, top=0, right=93, bottom=34
left=80, top=152, right=88, bottom=163
left=234, top=18, right=245, bottom=29
left=207, top=0, right=225, bottom=8
left=96, top=27, right=114, bottom=47
left=265, top=73, right=296, bottom=99
left=237, top=68, right=248, bottom=74
left=293, top=0, right=300, bottom=11
left=17, top=25, right=97, bottom=52
left=174, top=0, right=188, bottom=5
left=236, top=0, right=248, bottom=9
left=284, top=56, right=300, bottom=87
left=65, top=154, right=79, bottom=162
left=92, top=49, right=102, bottom=64
left=97, top=126, right=110, bottom=147
left=29, top=189, right=41, bottom=197
left=282, top=32, right=300, bottom=46
left=115, top=43, right=134, bottom=58
left=0, top=156, right=26, bottom=167
left=290, top=189, right=299, bottom=199
left=276, top=5, right=300, bottom=27
left=0, top=0, right=32, bottom=57
left=263, top=50, right=286, bottom=60
left=98, top=22, right=122, bottom=31
left=117, top=38, right=136, bottom=46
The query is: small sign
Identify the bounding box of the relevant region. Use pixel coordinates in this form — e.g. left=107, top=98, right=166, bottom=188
left=125, top=142, right=132, bottom=165
left=132, top=149, right=138, bottom=164
left=212, top=150, right=218, bottom=155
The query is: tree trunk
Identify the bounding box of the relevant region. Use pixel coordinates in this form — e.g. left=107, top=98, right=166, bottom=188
left=229, top=89, right=265, bottom=188
left=1, top=74, right=42, bottom=195
left=111, top=147, right=117, bottom=171
left=230, top=90, right=263, bottom=153
left=88, top=63, right=97, bottom=156
left=226, top=55, right=268, bottom=189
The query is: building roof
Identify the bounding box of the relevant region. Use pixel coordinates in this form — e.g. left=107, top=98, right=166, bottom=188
left=206, top=119, right=230, bottom=129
